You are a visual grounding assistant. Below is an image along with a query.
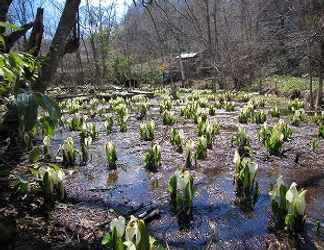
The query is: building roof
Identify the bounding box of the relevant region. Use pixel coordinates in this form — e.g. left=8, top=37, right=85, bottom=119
left=176, top=52, right=198, bottom=59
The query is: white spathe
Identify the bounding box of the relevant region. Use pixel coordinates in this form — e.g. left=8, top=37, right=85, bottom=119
left=110, top=216, right=126, bottom=238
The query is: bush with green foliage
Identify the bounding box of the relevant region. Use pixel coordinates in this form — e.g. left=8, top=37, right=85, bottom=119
left=144, top=144, right=161, bottom=171
left=233, top=151, right=259, bottom=210
left=168, top=169, right=196, bottom=216
left=269, top=176, right=307, bottom=232
left=111, top=55, right=132, bottom=85
left=248, top=97, right=266, bottom=109
left=0, top=44, right=61, bottom=147
left=132, top=95, right=150, bottom=120
left=140, top=120, right=155, bottom=141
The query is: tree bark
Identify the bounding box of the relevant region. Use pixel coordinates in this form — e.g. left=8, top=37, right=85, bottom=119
left=0, top=0, right=13, bottom=34
left=3, top=22, right=33, bottom=52
left=34, top=0, right=81, bottom=93
left=26, top=7, right=44, bottom=57
left=316, top=38, right=324, bottom=109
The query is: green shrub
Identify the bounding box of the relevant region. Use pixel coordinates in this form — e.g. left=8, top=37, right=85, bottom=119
left=111, top=55, right=132, bottom=85
left=113, top=102, right=129, bottom=132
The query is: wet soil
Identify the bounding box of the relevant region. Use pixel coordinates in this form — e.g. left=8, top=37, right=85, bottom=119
left=1, top=95, right=324, bottom=249
left=52, top=97, right=324, bottom=249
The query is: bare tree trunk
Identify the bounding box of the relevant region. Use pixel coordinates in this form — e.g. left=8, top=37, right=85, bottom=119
left=316, top=39, right=324, bottom=109
left=81, top=36, right=90, bottom=64
left=34, top=0, right=81, bottom=93
left=145, top=5, right=164, bottom=59
left=76, top=48, right=84, bottom=82
left=308, top=40, right=314, bottom=109
left=26, top=7, right=44, bottom=57
left=0, top=0, right=13, bottom=34
left=203, top=0, right=212, bottom=58
left=89, top=34, right=101, bottom=85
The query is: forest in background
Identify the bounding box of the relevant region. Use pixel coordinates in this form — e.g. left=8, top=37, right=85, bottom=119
left=2, top=0, right=324, bottom=106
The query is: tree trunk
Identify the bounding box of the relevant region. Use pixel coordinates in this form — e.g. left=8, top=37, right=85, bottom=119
left=26, top=8, right=44, bottom=57
left=203, top=0, right=213, bottom=58
left=33, top=0, right=81, bottom=93
left=316, top=38, right=324, bottom=109
left=308, top=40, right=314, bottom=109
left=0, top=0, right=12, bottom=34
left=75, top=48, right=84, bottom=82
left=89, top=34, right=101, bottom=85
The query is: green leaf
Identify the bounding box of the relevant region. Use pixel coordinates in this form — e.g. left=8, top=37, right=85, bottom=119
left=30, top=146, right=41, bottom=163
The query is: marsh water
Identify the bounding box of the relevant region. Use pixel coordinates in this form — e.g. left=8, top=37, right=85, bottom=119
left=50, top=96, right=324, bottom=249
